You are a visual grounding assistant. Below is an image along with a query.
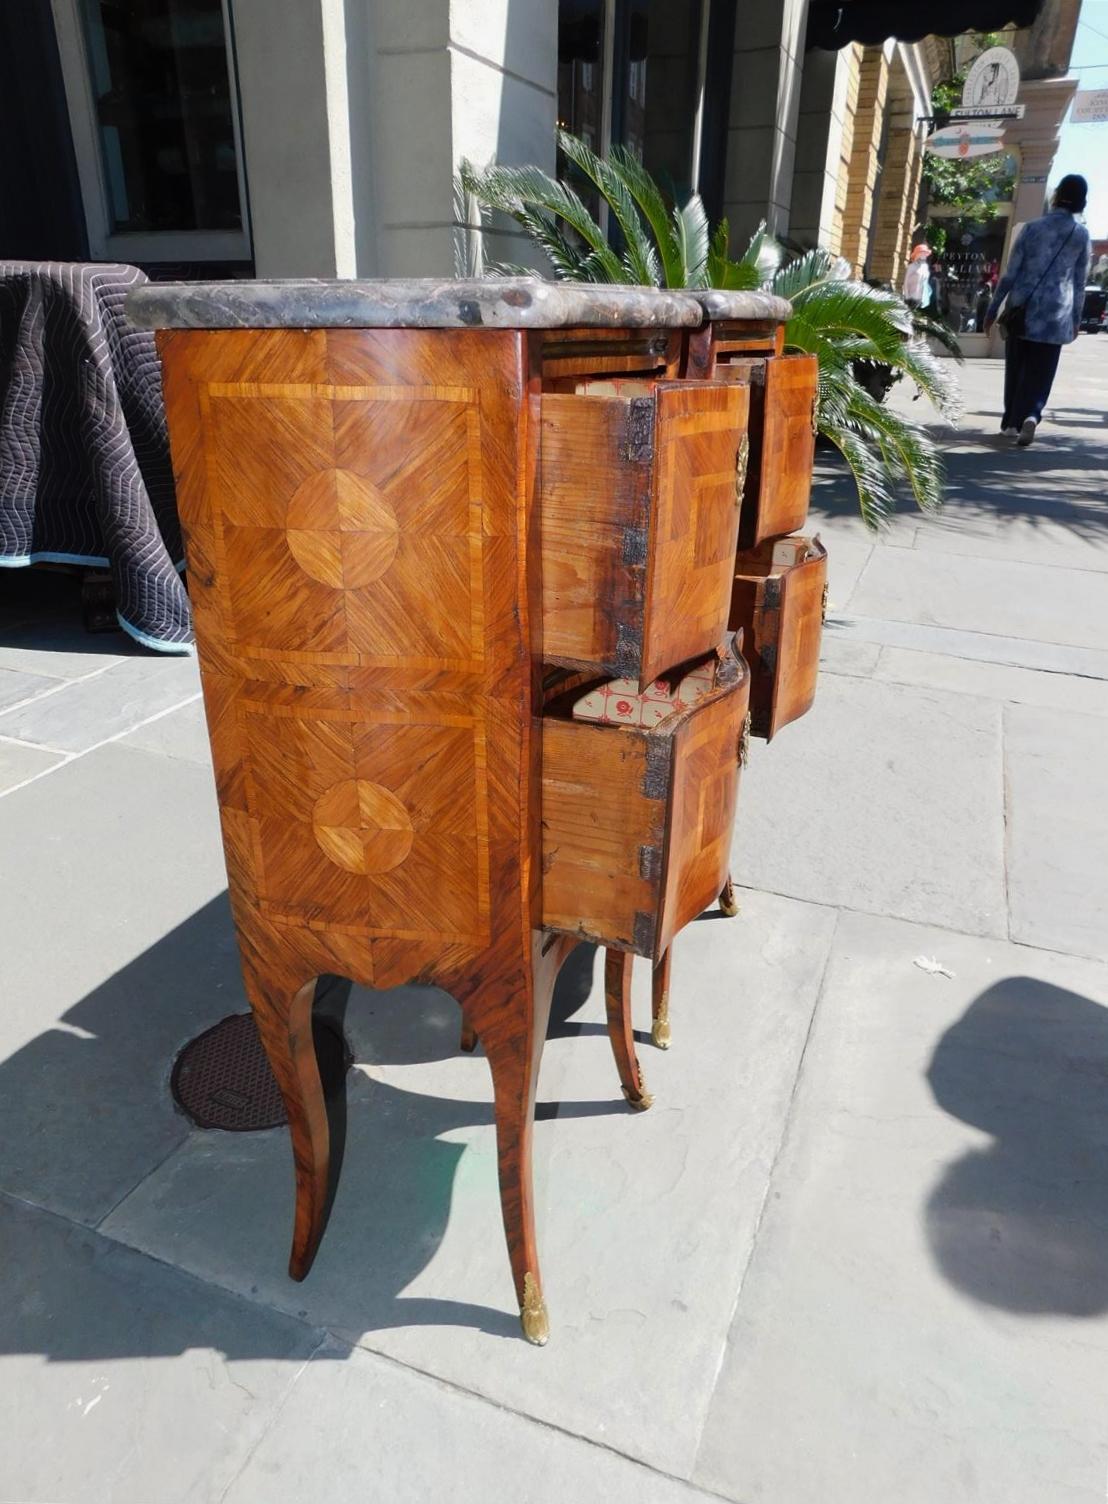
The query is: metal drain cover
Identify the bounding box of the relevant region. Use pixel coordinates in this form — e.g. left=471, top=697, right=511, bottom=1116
left=171, top=1012, right=350, bottom=1131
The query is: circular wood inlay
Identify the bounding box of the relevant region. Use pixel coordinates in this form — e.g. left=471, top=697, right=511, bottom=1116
left=286, top=469, right=399, bottom=589
left=311, top=778, right=413, bottom=874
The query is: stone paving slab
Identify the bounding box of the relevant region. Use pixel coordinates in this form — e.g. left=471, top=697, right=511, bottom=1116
left=873, top=645, right=1108, bottom=717
left=0, top=736, right=65, bottom=793
left=0, top=743, right=230, bottom=1223
left=119, top=695, right=214, bottom=766
left=0, top=1195, right=323, bottom=1504
left=0, top=665, right=59, bottom=712
left=821, top=536, right=872, bottom=612
left=692, top=912, right=1108, bottom=1504
left=1005, top=704, right=1108, bottom=962
left=849, top=547, right=1108, bottom=650
left=828, top=613, right=1108, bottom=680
left=0, top=653, right=201, bottom=752
left=100, top=890, right=836, bottom=1477
left=222, top=1334, right=722, bottom=1504
left=733, top=673, right=1007, bottom=938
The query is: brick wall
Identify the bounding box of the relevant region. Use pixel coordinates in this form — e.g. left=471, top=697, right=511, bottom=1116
left=839, top=46, right=889, bottom=275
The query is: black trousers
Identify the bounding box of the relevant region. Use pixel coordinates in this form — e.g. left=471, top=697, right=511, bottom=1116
left=1002, top=335, right=1061, bottom=428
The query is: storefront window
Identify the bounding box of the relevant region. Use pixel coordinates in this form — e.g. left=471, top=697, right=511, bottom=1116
left=558, top=0, right=706, bottom=208
left=558, top=0, right=606, bottom=154
left=79, top=0, right=243, bottom=235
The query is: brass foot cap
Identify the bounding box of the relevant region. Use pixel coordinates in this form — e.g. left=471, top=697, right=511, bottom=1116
left=622, top=1082, right=654, bottom=1111
left=520, top=1273, right=550, bottom=1345
left=719, top=894, right=740, bottom=918
left=651, top=1019, right=672, bottom=1050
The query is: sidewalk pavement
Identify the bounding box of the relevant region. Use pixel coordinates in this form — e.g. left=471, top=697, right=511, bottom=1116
left=1, top=336, right=1107, bottom=1504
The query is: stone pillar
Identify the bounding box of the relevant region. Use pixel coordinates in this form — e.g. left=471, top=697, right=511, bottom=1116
left=355, top=0, right=557, bottom=278
left=233, top=0, right=556, bottom=278
left=868, top=117, right=924, bottom=282
left=1005, top=76, right=1079, bottom=245
left=233, top=0, right=357, bottom=277
left=790, top=44, right=862, bottom=253
left=839, top=46, right=889, bottom=276
left=721, top=0, right=809, bottom=246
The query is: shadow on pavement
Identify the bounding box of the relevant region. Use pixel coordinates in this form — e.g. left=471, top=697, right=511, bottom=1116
left=0, top=896, right=622, bottom=1359
left=925, top=976, right=1108, bottom=1316
left=810, top=427, right=1108, bottom=542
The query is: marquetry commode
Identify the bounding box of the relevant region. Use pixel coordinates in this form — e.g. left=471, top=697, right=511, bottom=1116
left=128, top=278, right=824, bottom=1344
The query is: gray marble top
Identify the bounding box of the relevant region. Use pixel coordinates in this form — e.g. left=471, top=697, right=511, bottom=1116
left=689, top=290, right=792, bottom=324
left=127, top=277, right=709, bottom=331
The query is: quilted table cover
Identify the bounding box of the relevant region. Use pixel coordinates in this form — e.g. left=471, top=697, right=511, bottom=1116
left=0, top=262, right=192, bottom=651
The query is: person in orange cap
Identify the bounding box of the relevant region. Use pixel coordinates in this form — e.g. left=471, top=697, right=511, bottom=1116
left=902, top=243, right=931, bottom=310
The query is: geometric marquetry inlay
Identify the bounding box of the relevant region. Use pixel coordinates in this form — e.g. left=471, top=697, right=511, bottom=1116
left=207, top=384, right=484, bottom=668
left=311, top=777, right=414, bottom=875
left=287, top=470, right=399, bottom=589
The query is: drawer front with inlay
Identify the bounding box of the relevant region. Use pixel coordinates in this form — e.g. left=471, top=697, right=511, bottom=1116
left=730, top=535, right=826, bottom=740
left=541, top=647, right=749, bottom=958
left=540, top=380, right=749, bottom=687
left=716, top=353, right=818, bottom=547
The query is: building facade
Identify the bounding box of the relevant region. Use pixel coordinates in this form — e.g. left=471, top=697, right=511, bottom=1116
left=0, top=1, right=1079, bottom=292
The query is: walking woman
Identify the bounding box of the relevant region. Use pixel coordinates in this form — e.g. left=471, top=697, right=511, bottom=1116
left=983, top=174, right=1091, bottom=446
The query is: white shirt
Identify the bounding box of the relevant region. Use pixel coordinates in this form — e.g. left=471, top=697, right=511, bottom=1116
left=903, top=260, right=930, bottom=303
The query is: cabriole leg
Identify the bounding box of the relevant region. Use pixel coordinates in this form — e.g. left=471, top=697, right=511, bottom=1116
left=651, top=948, right=672, bottom=1049
left=604, top=949, right=653, bottom=1111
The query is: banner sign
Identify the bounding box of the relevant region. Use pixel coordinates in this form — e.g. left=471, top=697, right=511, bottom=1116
left=926, top=123, right=1007, bottom=160
left=1071, top=90, right=1108, bottom=124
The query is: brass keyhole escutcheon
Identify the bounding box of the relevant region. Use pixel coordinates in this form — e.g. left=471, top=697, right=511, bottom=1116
left=735, top=432, right=750, bottom=504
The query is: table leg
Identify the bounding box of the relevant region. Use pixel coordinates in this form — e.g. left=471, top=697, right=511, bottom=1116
left=604, top=949, right=653, bottom=1111
left=651, top=948, right=672, bottom=1049
left=719, top=871, right=740, bottom=917
left=242, top=954, right=330, bottom=1282
left=464, top=937, right=563, bottom=1345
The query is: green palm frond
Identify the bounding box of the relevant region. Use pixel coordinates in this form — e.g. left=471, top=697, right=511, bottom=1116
left=672, top=195, right=710, bottom=287
left=459, top=159, right=623, bottom=281
left=557, top=131, right=660, bottom=285
left=771, top=247, right=838, bottom=302
left=511, top=205, right=602, bottom=281
left=705, top=219, right=768, bottom=290
left=607, top=143, right=686, bottom=287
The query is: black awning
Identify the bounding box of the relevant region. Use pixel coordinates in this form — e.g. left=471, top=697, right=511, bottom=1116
left=806, top=1, right=1043, bottom=49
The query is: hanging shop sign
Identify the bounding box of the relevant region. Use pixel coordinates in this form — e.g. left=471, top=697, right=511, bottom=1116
left=962, top=46, right=1020, bottom=110
left=925, top=123, right=1006, bottom=160
left=1071, top=90, right=1108, bottom=124
left=951, top=104, right=1025, bottom=120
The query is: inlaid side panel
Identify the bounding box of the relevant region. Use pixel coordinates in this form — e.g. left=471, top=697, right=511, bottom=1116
left=158, top=326, right=534, bottom=990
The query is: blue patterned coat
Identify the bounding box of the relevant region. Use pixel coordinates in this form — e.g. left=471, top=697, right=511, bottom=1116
left=986, top=209, right=1091, bottom=345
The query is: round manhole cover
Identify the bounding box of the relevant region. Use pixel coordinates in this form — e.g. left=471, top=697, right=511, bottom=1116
left=171, top=1012, right=350, bottom=1131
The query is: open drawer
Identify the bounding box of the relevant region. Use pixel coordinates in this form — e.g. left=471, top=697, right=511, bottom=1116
left=540, top=379, right=749, bottom=687
left=730, top=535, right=826, bottom=740
left=715, top=353, right=818, bottom=548
left=541, top=644, right=750, bottom=960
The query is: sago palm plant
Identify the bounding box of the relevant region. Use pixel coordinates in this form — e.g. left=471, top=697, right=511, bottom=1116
left=460, top=131, right=961, bottom=529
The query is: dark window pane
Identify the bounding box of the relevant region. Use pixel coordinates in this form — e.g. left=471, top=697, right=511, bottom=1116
left=558, top=0, right=605, bottom=153
left=81, top=0, right=242, bottom=234
left=639, top=1, right=701, bottom=201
